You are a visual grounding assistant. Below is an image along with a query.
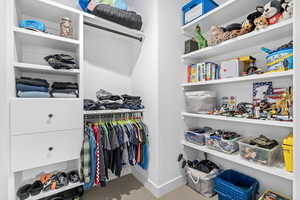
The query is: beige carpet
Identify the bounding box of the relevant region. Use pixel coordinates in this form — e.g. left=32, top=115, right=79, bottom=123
left=82, top=175, right=217, bottom=200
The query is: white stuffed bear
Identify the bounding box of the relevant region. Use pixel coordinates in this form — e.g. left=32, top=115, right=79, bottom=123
left=281, top=0, right=293, bottom=20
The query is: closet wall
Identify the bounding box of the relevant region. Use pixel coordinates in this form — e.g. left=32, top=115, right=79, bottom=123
left=0, top=1, right=10, bottom=199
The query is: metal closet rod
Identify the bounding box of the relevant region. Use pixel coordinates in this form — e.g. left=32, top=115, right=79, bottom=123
left=84, top=21, right=143, bottom=42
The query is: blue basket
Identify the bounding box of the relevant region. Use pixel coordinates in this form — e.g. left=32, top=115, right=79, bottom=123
left=215, top=170, right=259, bottom=200
left=182, top=0, right=218, bottom=25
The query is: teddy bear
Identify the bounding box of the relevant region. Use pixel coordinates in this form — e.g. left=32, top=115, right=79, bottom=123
left=208, top=25, right=225, bottom=46
left=254, top=16, right=269, bottom=31
left=280, top=0, right=293, bottom=21
left=263, top=0, right=283, bottom=25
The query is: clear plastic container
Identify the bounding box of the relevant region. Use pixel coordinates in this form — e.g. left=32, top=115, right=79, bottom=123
left=184, top=91, right=217, bottom=114
left=206, top=135, right=241, bottom=154
left=238, top=138, right=280, bottom=166
left=185, top=131, right=207, bottom=146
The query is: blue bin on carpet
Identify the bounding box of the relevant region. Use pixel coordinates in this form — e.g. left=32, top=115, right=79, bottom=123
left=214, top=170, right=259, bottom=200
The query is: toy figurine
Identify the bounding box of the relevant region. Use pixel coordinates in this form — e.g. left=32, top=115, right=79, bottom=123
left=240, top=20, right=253, bottom=35
left=208, top=25, right=225, bottom=46
left=195, top=25, right=208, bottom=49
left=263, top=0, right=283, bottom=25
left=254, top=16, right=269, bottom=31
left=246, top=6, right=265, bottom=31
left=280, top=0, right=293, bottom=21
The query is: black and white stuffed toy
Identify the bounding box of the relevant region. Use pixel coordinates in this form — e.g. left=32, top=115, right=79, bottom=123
left=281, top=0, right=293, bottom=20
left=263, top=0, right=283, bottom=24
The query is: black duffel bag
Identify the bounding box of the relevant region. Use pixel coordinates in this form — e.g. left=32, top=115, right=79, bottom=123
left=90, top=4, right=143, bottom=30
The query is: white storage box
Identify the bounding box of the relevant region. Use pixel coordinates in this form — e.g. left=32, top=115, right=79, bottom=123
left=184, top=91, right=217, bottom=114
left=220, top=58, right=245, bottom=79
left=186, top=167, right=218, bottom=197
left=238, top=138, right=280, bottom=166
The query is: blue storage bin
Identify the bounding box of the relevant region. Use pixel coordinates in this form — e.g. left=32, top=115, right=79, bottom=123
left=215, top=170, right=259, bottom=200
left=182, top=0, right=218, bottom=25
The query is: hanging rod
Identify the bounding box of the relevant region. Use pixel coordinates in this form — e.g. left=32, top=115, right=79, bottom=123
left=84, top=21, right=143, bottom=42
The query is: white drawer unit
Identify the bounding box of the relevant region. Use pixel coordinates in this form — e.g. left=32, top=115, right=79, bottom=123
left=10, top=99, right=83, bottom=135
left=12, top=129, right=82, bottom=172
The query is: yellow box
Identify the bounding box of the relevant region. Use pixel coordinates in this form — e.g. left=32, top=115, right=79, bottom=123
left=282, top=133, right=293, bottom=172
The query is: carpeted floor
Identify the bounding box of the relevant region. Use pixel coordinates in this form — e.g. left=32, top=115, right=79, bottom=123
left=82, top=175, right=217, bottom=200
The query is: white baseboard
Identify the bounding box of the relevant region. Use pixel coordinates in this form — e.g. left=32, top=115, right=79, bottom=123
left=131, top=167, right=186, bottom=198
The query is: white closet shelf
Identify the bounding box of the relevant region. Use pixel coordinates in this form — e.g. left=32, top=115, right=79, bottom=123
left=14, top=62, right=80, bottom=75
left=27, top=182, right=83, bottom=200
left=83, top=13, right=145, bottom=41
left=182, top=112, right=293, bottom=128
left=14, top=27, right=80, bottom=51
left=181, top=70, right=293, bottom=87
left=182, top=19, right=293, bottom=62
left=181, top=0, right=269, bottom=35
left=84, top=109, right=145, bottom=115
left=182, top=140, right=294, bottom=181
left=18, top=0, right=81, bottom=23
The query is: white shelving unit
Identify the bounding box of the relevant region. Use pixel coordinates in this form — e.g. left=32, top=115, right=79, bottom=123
left=182, top=140, right=294, bottom=181
left=182, top=19, right=293, bottom=62
left=181, top=1, right=296, bottom=198
left=83, top=12, right=145, bottom=42
left=14, top=62, right=80, bottom=75
left=84, top=109, right=145, bottom=115
left=181, top=70, right=293, bottom=87
left=181, top=0, right=269, bottom=36
left=182, top=112, right=293, bottom=128
left=27, top=182, right=83, bottom=200
left=8, top=0, right=85, bottom=199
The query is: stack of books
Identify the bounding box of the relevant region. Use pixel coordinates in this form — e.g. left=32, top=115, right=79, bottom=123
left=187, top=62, right=220, bottom=83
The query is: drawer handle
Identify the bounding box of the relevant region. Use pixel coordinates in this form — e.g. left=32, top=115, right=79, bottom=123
left=48, top=114, right=54, bottom=118
left=48, top=147, right=54, bottom=151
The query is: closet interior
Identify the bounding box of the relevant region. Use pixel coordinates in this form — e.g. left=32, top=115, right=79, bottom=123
left=2, top=0, right=299, bottom=200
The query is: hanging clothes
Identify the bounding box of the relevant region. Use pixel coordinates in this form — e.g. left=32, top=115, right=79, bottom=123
left=81, top=114, right=149, bottom=189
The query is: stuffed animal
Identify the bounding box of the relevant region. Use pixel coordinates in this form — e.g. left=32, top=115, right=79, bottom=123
left=240, top=20, right=253, bottom=35
left=208, top=26, right=225, bottom=46
left=254, top=16, right=269, bottom=30
left=223, top=23, right=242, bottom=40
left=247, top=6, right=265, bottom=31
left=263, top=0, right=283, bottom=25
left=280, top=0, right=293, bottom=21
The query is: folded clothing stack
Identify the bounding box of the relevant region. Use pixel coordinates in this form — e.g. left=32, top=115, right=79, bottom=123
left=51, top=82, right=79, bottom=98
left=84, top=99, right=105, bottom=111
left=44, top=54, right=78, bottom=70
left=16, top=77, right=50, bottom=98
left=96, top=89, right=123, bottom=110
left=121, top=94, right=144, bottom=110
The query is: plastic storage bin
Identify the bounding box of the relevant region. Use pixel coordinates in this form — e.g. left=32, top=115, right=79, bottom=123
left=215, top=170, right=259, bottom=200
left=206, top=135, right=241, bottom=154
left=282, top=133, right=293, bottom=172
left=238, top=138, right=280, bottom=166
left=185, top=131, right=207, bottom=146
left=186, top=167, right=218, bottom=198
left=182, top=0, right=218, bottom=25
left=184, top=91, right=216, bottom=114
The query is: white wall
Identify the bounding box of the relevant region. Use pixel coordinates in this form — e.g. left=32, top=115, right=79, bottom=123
left=156, top=0, right=185, bottom=186
left=130, top=0, right=160, bottom=186
left=0, top=1, right=9, bottom=199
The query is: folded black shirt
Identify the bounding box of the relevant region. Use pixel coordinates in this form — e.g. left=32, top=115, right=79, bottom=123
left=16, top=77, right=49, bottom=88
